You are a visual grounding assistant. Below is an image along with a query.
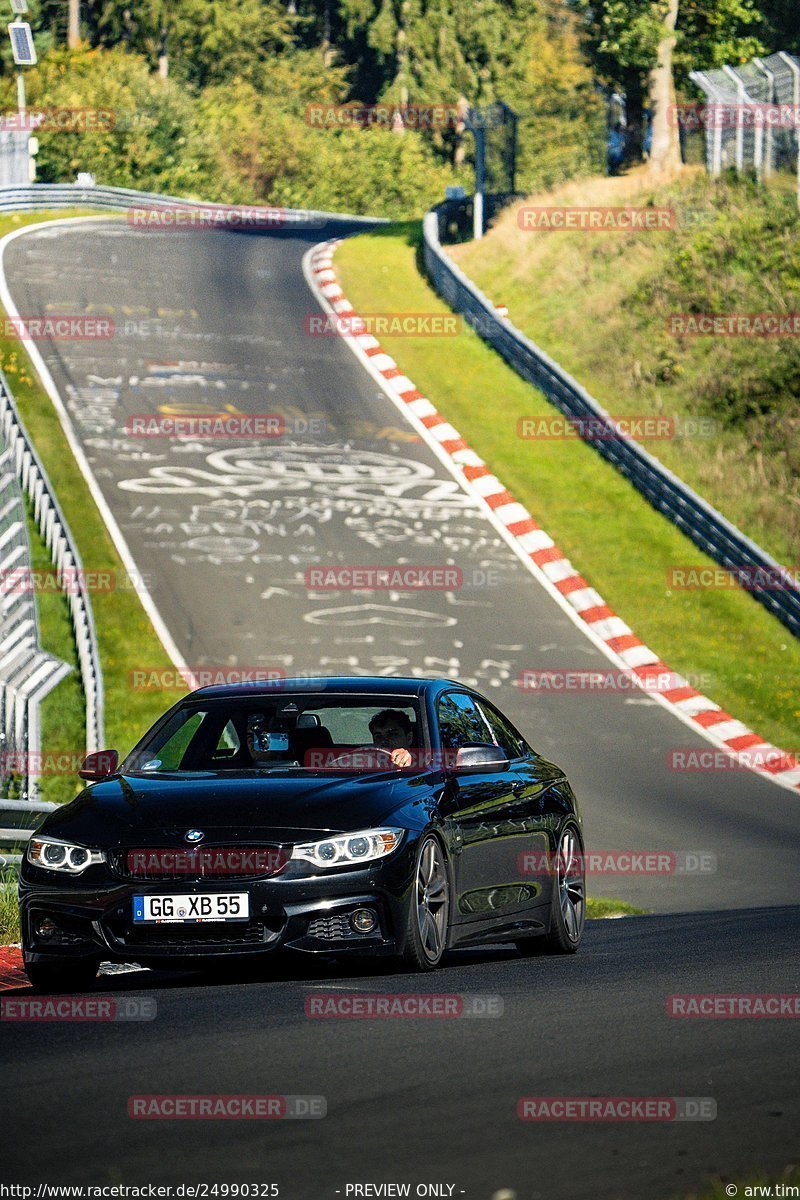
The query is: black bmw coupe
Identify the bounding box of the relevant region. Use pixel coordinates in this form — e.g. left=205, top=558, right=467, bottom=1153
left=19, top=677, right=586, bottom=990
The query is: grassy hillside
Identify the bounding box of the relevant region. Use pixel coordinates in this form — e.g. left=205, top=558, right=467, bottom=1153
left=451, top=169, right=800, bottom=567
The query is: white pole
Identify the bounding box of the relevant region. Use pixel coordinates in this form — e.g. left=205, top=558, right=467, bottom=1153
left=473, top=191, right=483, bottom=240
left=754, top=59, right=775, bottom=178
left=779, top=54, right=800, bottom=212
left=723, top=67, right=746, bottom=172
left=712, top=103, right=723, bottom=175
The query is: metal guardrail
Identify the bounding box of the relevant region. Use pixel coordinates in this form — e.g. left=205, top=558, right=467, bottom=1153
left=0, top=797, right=55, bottom=866
left=0, top=182, right=387, bottom=226
left=0, top=374, right=104, bottom=753
left=422, top=203, right=800, bottom=640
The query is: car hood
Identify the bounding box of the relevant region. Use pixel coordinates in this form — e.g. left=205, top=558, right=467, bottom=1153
left=39, top=770, right=432, bottom=847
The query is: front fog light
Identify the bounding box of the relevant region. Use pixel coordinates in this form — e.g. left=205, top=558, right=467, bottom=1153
left=350, top=908, right=377, bottom=934
left=35, top=917, right=57, bottom=939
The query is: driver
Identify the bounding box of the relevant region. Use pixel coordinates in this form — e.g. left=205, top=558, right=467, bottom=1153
left=368, top=709, right=414, bottom=768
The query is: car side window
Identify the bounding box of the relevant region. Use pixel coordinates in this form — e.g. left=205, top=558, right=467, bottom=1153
left=476, top=700, right=527, bottom=760
left=437, top=692, right=493, bottom=749
left=212, top=720, right=240, bottom=761
left=141, top=711, right=206, bottom=771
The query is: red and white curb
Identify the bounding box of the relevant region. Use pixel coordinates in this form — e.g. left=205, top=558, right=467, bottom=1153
left=304, top=238, right=800, bottom=796
left=0, top=946, right=26, bottom=992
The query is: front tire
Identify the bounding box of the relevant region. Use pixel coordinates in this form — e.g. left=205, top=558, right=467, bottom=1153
left=397, top=835, right=450, bottom=971
left=24, top=957, right=100, bottom=992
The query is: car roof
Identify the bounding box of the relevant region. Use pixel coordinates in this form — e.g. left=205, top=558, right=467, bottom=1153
left=189, top=676, right=468, bottom=701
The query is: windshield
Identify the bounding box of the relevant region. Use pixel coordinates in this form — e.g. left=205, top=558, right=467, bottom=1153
left=124, top=694, right=427, bottom=775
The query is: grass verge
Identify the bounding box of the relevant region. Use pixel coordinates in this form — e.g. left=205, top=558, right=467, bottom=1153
left=0, top=869, right=19, bottom=944
left=586, top=897, right=645, bottom=919
left=0, top=210, right=186, bottom=804
left=335, top=222, right=800, bottom=752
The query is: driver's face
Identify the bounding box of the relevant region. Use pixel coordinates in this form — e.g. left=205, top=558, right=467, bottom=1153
left=371, top=721, right=411, bottom=750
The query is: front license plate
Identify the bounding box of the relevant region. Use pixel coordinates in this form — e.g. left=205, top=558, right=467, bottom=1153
left=132, top=893, right=249, bottom=924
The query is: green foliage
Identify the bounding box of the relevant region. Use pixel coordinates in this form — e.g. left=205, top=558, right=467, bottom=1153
left=574, top=0, right=766, bottom=88
left=0, top=0, right=605, bottom=216
left=632, top=176, right=800, bottom=438
left=0, top=49, right=199, bottom=194
left=189, top=80, right=459, bottom=216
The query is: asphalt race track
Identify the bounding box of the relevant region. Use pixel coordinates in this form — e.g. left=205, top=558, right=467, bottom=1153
left=1, top=219, right=798, bottom=1199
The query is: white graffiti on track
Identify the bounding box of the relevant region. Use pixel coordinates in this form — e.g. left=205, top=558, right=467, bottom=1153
left=304, top=604, right=458, bottom=628
left=118, top=445, right=476, bottom=506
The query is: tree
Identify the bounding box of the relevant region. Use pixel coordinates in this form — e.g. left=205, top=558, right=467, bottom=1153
left=86, top=0, right=296, bottom=87
left=573, top=0, right=766, bottom=170
left=649, top=0, right=681, bottom=172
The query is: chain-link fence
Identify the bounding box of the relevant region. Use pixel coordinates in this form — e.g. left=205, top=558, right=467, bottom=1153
left=690, top=52, right=800, bottom=202
left=0, top=130, right=32, bottom=187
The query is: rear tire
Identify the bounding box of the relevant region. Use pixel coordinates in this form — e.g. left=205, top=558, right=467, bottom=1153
left=25, top=958, right=100, bottom=992
left=397, top=834, right=450, bottom=971
left=543, top=824, right=585, bottom=954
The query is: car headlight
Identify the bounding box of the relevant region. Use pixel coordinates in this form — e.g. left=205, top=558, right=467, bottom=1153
left=27, top=836, right=105, bottom=875
left=291, top=828, right=403, bottom=870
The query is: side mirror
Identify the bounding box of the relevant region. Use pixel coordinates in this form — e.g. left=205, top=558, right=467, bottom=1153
left=78, top=749, right=119, bottom=781
left=452, top=744, right=510, bottom=774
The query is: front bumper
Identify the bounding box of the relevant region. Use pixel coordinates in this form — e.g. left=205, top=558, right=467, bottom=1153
left=19, top=859, right=414, bottom=966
